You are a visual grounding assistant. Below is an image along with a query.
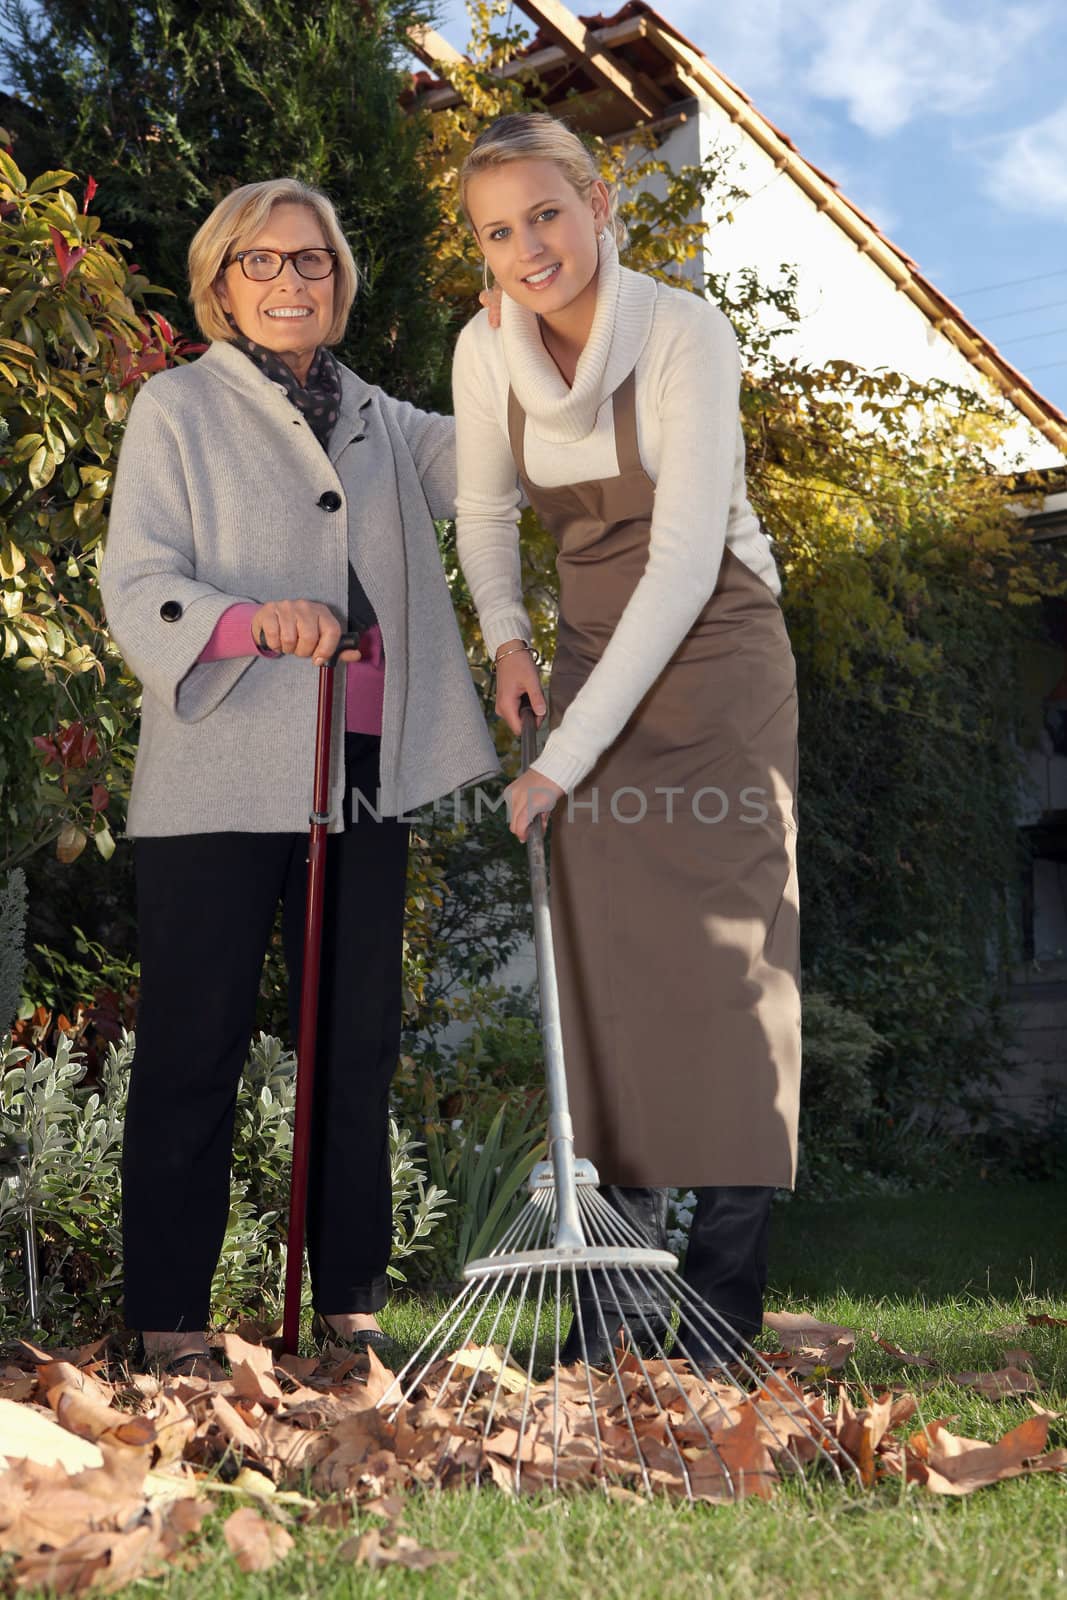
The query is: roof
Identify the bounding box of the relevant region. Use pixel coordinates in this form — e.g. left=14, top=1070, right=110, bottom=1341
left=408, top=0, right=1067, bottom=456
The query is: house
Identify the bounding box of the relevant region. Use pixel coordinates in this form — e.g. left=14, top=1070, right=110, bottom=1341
left=411, top=2, right=1067, bottom=1096
left=409, top=0, right=1067, bottom=471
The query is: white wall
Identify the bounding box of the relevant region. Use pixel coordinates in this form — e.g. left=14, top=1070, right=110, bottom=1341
left=692, top=99, right=1064, bottom=473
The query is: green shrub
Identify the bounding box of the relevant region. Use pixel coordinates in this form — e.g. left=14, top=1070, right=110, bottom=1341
left=816, top=932, right=1011, bottom=1127
left=0, top=1028, right=450, bottom=1340
left=795, top=989, right=883, bottom=1196
left=422, top=1099, right=546, bottom=1284
left=0, top=868, right=27, bottom=1033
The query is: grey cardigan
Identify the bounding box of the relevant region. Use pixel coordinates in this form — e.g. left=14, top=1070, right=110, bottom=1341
left=99, top=340, right=499, bottom=834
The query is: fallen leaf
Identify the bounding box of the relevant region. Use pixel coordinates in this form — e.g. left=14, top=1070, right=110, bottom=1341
left=0, top=1370, right=35, bottom=1404
left=1001, top=1349, right=1035, bottom=1368
left=872, top=1335, right=937, bottom=1369
left=763, top=1312, right=856, bottom=1373
left=911, top=1414, right=1056, bottom=1495
left=445, top=1345, right=529, bottom=1395
left=949, top=1367, right=1039, bottom=1398
left=1026, top=1314, right=1067, bottom=1328
left=13, top=1524, right=163, bottom=1595
left=341, top=1525, right=456, bottom=1570
left=0, top=1399, right=104, bottom=1474
left=218, top=1333, right=285, bottom=1405
left=223, top=1506, right=294, bottom=1572
left=208, top=1392, right=263, bottom=1456
left=362, top=1345, right=398, bottom=1407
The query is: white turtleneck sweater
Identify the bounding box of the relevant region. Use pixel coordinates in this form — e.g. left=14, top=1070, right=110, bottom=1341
left=452, top=239, right=780, bottom=795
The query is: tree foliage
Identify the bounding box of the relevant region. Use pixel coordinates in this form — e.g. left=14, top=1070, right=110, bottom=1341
left=0, top=0, right=448, bottom=401
left=0, top=155, right=180, bottom=877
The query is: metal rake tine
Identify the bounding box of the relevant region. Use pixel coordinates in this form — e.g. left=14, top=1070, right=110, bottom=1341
left=669, top=1277, right=861, bottom=1489
left=577, top=1190, right=861, bottom=1489
left=552, top=1266, right=562, bottom=1491
left=580, top=1186, right=669, bottom=1253
left=379, top=1277, right=483, bottom=1414
left=591, top=1260, right=716, bottom=1497
left=606, top=1256, right=828, bottom=1484
left=513, top=1260, right=551, bottom=1493
left=480, top=1265, right=535, bottom=1443
left=426, top=1281, right=516, bottom=1410
left=596, top=1270, right=737, bottom=1502
left=585, top=1268, right=656, bottom=1498
left=566, top=1262, right=609, bottom=1489
left=428, top=1197, right=550, bottom=1412
left=453, top=1265, right=528, bottom=1428
left=489, top=1192, right=549, bottom=1255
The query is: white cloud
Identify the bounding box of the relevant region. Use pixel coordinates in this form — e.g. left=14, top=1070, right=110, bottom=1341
left=682, top=0, right=1051, bottom=138
left=984, top=102, right=1067, bottom=214
left=802, top=0, right=1046, bottom=136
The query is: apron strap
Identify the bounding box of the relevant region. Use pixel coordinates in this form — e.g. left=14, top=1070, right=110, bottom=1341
left=612, top=368, right=642, bottom=477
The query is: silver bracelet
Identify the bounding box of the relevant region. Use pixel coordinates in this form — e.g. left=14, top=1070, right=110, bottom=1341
left=493, top=640, right=540, bottom=669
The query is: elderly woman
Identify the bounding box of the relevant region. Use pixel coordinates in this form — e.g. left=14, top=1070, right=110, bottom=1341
left=100, top=178, right=497, bottom=1375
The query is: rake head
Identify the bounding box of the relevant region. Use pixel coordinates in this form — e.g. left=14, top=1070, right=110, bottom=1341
left=378, top=1166, right=862, bottom=1501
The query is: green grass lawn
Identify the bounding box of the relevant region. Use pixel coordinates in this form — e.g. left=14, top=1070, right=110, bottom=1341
left=18, top=1182, right=1067, bottom=1600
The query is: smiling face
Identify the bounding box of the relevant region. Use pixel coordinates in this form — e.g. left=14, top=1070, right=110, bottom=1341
left=466, top=158, right=610, bottom=319
left=214, top=202, right=335, bottom=380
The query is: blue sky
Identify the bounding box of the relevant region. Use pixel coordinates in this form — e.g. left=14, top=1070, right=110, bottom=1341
left=424, top=0, right=1067, bottom=417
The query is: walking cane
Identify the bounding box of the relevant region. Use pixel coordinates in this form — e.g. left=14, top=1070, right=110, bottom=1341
left=281, top=628, right=362, bottom=1356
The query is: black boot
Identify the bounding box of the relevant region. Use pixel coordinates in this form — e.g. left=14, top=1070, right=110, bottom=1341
left=559, top=1186, right=672, bottom=1366
left=673, top=1186, right=774, bottom=1370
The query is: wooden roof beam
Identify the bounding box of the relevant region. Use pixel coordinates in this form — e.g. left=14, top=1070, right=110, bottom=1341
left=408, top=24, right=467, bottom=71
left=511, top=0, right=666, bottom=121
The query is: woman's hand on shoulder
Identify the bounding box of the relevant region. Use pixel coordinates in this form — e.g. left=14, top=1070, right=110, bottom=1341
left=478, top=285, right=504, bottom=330
left=494, top=641, right=546, bottom=735
left=250, top=599, right=362, bottom=668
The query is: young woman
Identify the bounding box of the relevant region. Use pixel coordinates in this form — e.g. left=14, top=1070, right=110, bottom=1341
left=452, top=114, right=801, bottom=1366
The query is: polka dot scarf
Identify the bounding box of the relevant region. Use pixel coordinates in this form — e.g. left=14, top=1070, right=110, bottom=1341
left=229, top=331, right=342, bottom=451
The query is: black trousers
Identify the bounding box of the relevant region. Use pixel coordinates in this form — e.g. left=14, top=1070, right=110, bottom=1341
left=571, top=1184, right=774, bottom=1359
left=122, top=734, right=409, bottom=1331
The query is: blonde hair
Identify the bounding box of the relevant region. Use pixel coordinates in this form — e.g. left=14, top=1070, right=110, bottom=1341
left=460, top=113, right=625, bottom=246
left=188, top=178, right=359, bottom=345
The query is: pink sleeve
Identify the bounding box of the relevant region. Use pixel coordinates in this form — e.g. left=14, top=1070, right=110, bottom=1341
left=197, top=602, right=260, bottom=662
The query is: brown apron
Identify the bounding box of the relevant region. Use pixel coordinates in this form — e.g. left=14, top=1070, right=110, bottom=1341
left=508, top=368, right=801, bottom=1187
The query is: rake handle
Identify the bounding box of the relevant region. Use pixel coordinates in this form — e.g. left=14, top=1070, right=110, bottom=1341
left=518, top=696, right=585, bottom=1250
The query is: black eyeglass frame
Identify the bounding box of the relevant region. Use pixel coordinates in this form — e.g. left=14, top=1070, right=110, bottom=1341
left=224, top=247, right=338, bottom=281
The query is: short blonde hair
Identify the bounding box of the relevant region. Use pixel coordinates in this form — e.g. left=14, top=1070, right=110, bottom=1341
left=188, top=178, right=359, bottom=345
left=460, top=113, right=625, bottom=246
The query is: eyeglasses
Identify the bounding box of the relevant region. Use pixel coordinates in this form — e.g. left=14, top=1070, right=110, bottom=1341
left=226, top=248, right=338, bottom=282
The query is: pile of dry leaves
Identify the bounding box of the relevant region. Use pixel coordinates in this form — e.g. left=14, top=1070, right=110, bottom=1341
left=0, top=1314, right=1063, bottom=1593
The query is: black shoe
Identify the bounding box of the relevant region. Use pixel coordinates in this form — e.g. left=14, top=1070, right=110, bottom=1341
left=312, top=1311, right=396, bottom=1359
left=559, top=1308, right=671, bottom=1368
left=672, top=1318, right=756, bottom=1374
left=134, top=1337, right=228, bottom=1382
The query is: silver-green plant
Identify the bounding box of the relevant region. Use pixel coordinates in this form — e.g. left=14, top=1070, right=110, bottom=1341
left=388, top=1118, right=452, bottom=1284
left=0, top=1028, right=453, bottom=1339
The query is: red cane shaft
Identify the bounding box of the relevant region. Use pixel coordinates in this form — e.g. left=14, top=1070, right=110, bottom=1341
left=282, top=661, right=337, bottom=1354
